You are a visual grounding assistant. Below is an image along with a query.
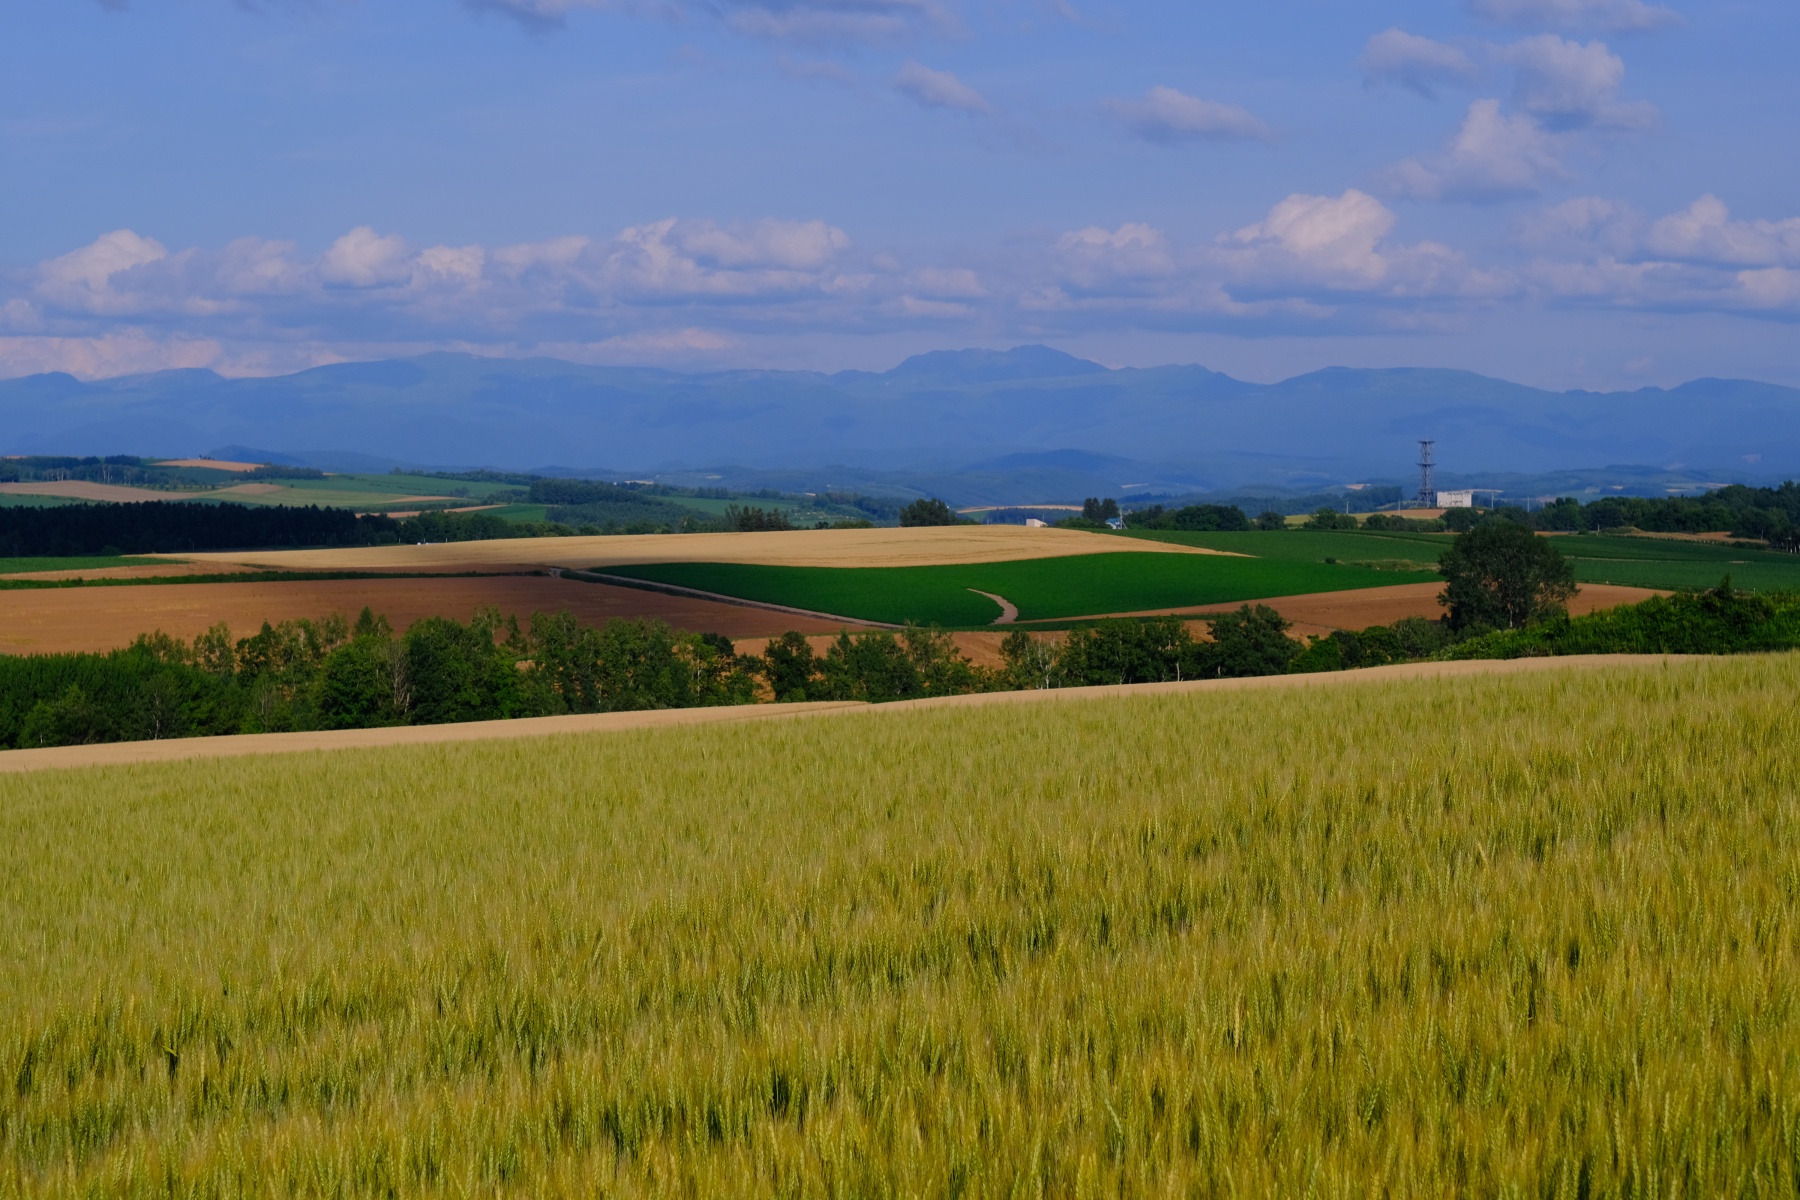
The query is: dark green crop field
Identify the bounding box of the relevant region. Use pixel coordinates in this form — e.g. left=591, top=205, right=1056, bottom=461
left=1121, top=529, right=1453, bottom=565
left=1121, top=528, right=1800, bottom=594
left=603, top=551, right=1440, bottom=625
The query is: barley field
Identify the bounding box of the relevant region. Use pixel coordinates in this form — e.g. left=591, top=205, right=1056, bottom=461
left=3, top=654, right=1799, bottom=1196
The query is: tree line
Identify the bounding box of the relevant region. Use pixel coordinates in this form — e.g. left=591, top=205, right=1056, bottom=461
left=0, top=502, right=592, bottom=558
left=6, top=579, right=1797, bottom=753
left=1446, top=483, right=1800, bottom=547
left=0, top=602, right=1306, bottom=751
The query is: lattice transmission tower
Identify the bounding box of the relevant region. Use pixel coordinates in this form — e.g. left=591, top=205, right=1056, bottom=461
left=1416, top=440, right=1436, bottom=507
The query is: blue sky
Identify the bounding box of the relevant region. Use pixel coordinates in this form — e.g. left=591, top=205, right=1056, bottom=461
left=3, top=0, right=1797, bottom=388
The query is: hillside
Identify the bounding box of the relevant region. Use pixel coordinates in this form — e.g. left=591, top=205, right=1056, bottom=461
left=3, top=655, right=1796, bottom=1193
left=2, top=348, right=1797, bottom=489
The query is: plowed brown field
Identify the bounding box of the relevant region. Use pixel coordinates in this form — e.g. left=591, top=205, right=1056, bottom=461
left=722, top=583, right=1666, bottom=665
left=1091, top=580, right=1663, bottom=639
left=0, top=574, right=850, bottom=655
left=160, top=525, right=1234, bottom=574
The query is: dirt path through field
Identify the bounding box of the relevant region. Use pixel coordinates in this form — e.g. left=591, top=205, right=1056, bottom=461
left=0, top=574, right=853, bottom=655
left=0, top=654, right=1716, bottom=774
left=160, top=525, right=1240, bottom=574
left=968, top=589, right=1018, bottom=624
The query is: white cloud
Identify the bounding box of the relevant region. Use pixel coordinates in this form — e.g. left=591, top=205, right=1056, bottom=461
left=1053, top=224, right=1176, bottom=287
left=1105, top=87, right=1272, bottom=144
left=0, top=332, right=227, bottom=379
left=1225, top=191, right=1398, bottom=287
left=15, top=191, right=1800, bottom=381
left=1500, top=35, right=1655, bottom=128
left=1467, top=0, right=1681, bottom=32
left=319, top=227, right=413, bottom=288
left=1512, top=195, right=1644, bottom=256
left=1361, top=30, right=1482, bottom=96
left=1646, top=196, right=1800, bottom=268
left=1387, top=99, right=1565, bottom=202
left=1511, top=194, right=1800, bottom=316
left=893, top=62, right=991, bottom=115
left=35, top=230, right=169, bottom=314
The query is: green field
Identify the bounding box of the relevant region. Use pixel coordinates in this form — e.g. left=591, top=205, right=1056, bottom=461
left=3, top=656, right=1797, bottom=1195
left=1123, top=528, right=1453, bottom=565
left=480, top=502, right=553, bottom=523
left=0, top=555, right=165, bottom=575
left=1123, top=528, right=1800, bottom=594
left=604, top=550, right=1440, bottom=625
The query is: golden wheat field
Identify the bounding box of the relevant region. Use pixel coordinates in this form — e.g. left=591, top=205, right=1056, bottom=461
left=3, top=654, right=1800, bottom=1196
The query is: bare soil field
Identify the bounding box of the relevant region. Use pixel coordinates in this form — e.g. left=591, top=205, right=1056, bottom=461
left=0, top=653, right=1705, bottom=774
left=0, top=480, right=183, bottom=503
left=1089, top=580, right=1663, bottom=638
left=734, top=582, right=1664, bottom=662
left=162, top=525, right=1233, bottom=574
left=0, top=574, right=851, bottom=655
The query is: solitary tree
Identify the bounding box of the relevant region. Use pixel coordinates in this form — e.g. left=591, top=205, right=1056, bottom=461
left=1438, top=522, right=1578, bottom=630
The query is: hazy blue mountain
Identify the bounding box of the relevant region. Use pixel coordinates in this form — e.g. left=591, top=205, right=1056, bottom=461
left=2, top=348, right=1795, bottom=498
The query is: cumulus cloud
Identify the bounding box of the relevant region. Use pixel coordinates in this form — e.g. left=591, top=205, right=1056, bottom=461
left=1510, top=194, right=1800, bottom=316
left=35, top=230, right=169, bottom=314
left=1511, top=195, right=1644, bottom=256
left=1105, top=86, right=1271, bottom=144
left=1466, top=0, right=1681, bottom=32
left=893, top=62, right=991, bottom=114
left=1646, top=196, right=1800, bottom=268
left=1387, top=99, right=1566, bottom=202
left=14, top=191, right=1800, bottom=380
left=1361, top=30, right=1482, bottom=96
left=1500, top=35, right=1655, bottom=128
left=1052, top=223, right=1177, bottom=289
left=319, top=227, right=414, bottom=288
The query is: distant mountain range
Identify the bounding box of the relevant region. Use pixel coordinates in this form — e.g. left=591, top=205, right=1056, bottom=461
left=3, top=347, right=1795, bottom=503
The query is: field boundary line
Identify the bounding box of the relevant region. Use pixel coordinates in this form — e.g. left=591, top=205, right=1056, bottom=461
left=558, top=568, right=901, bottom=629
left=0, top=702, right=871, bottom=774
left=0, top=653, right=1731, bottom=775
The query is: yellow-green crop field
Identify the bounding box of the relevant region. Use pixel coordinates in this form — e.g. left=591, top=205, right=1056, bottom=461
left=4, top=656, right=1800, bottom=1196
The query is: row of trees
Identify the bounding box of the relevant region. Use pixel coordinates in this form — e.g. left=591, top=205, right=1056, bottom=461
left=0, top=609, right=762, bottom=750
left=0, top=602, right=1307, bottom=751
left=1067, top=482, right=1799, bottom=548
left=1515, top=483, right=1800, bottom=543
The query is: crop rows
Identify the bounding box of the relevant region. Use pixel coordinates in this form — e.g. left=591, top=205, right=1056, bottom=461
left=2, top=654, right=1798, bottom=1195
